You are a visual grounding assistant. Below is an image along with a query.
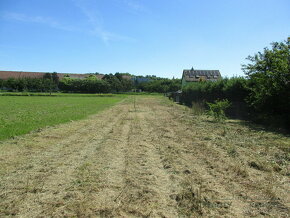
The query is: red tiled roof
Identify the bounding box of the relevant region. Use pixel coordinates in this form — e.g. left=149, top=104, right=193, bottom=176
left=0, top=71, right=104, bottom=80
left=0, top=71, right=45, bottom=79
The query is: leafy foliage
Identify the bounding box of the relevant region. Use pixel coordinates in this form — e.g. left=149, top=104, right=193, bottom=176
left=242, top=40, right=290, bottom=125
left=137, top=78, right=181, bottom=93
left=59, top=76, right=111, bottom=93
left=181, top=77, right=249, bottom=106
left=181, top=39, right=290, bottom=129
left=1, top=72, right=180, bottom=94
left=0, top=79, right=4, bottom=89
left=102, top=73, right=133, bottom=92
left=1, top=78, right=59, bottom=92
left=207, top=99, right=231, bottom=122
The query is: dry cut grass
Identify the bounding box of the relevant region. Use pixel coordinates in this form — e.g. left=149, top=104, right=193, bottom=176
left=0, top=96, right=289, bottom=217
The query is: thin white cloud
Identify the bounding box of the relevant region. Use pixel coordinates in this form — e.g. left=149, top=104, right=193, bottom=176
left=112, top=0, right=148, bottom=15
left=1, top=1, right=136, bottom=44
left=73, top=0, right=135, bottom=43
left=1, top=12, right=76, bottom=31
left=122, top=0, right=145, bottom=12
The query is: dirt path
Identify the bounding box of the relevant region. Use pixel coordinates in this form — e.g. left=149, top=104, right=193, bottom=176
left=0, top=96, right=289, bottom=217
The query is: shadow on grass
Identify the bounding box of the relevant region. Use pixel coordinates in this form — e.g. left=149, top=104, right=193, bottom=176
left=237, top=120, right=290, bottom=136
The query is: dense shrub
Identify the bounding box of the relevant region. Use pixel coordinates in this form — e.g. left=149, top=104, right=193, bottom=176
left=138, top=79, right=181, bottom=93
left=1, top=78, right=57, bottom=92
left=207, top=99, right=231, bottom=122
left=1, top=73, right=134, bottom=94
left=181, top=40, right=290, bottom=130
left=1, top=72, right=180, bottom=94
left=103, top=73, right=133, bottom=92
left=181, top=77, right=249, bottom=106
left=59, top=77, right=111, bottom=93
left=0, top=79, right=4, bottom=90
left=242, top=40, right=290, bottom=128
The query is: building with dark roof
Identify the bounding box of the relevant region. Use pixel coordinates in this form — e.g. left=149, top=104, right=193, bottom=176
left=181, top=67, right=221, bottom=86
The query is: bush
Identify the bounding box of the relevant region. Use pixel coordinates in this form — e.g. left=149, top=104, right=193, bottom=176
left=207, top=99, right=231, bottom=122
left=138, top=79, right=181, bottom=93
left=242, top=40, right=290, bottom=128
left=181, top=77, right=249, bottom=106
left=59, top=77, right=111, bottom=93
left=180, top=39, right=289, bottom=130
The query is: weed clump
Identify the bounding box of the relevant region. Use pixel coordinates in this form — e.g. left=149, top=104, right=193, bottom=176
left=207, top=99, right=231, bottom=122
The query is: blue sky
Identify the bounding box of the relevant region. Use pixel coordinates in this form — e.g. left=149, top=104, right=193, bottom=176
left=0, top=0, right=289, bottom=78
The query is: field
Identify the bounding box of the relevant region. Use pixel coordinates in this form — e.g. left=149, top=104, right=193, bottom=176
left=0, top=96, right=289, bottom=217
left=0, top=92, right=117, bottom=97
left=0, top=95, right=125, bottom=141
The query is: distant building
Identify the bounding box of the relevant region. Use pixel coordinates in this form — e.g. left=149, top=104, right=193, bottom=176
left=132, top=77, right=151, bottom=84
left=121, top=75, right=132, bottom=80
left=0, top=71, right=104, bottom=80
left=181, top=67, right=221, bottom=86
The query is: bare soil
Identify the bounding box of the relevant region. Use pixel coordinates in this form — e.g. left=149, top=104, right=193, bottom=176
left=0, top=96, right=289, bottom=217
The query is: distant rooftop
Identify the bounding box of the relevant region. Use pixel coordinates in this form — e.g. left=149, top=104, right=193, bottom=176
left=183, top=67, right=220, bottom=77
left=182, top=67, right=221, bottom=85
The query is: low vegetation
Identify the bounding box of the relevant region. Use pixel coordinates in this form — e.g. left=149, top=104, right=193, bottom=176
left=0, top=92, right=116, bottom=97
left=0, top=73, right=181, bottom=94
left=207, top=99, right=231, bottom=122
left=181, top=40, right=290, bottom=130
left=0, top=95, right=125, bottom=141
left=0, top=96, right=288, bottom=217
left=136, top=78, right=181, bottom=93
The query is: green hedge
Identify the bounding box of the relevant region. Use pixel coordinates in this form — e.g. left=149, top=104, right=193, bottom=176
left=181, top=77, right=249, bottom=106
left=180, top=40, right=290, bottom=130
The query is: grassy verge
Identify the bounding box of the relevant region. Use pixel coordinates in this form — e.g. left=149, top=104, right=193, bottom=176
left=0, top=92, right=116, bottom=97
left=0, top=92, right=163, bottom=97
left=0, top=95, right=126, bottom=141
left=162, top=97, right=290, bottom=176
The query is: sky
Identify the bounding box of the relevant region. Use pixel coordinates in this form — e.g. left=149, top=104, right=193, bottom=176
left=0, top=0, right=289, bottom=78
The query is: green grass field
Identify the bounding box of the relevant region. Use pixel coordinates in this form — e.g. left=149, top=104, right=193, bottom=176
left=0, top=92, right=116, bottom=97
left=0, top=92, right=162, bottom=97
left=0, top=95, right=126, bottom=141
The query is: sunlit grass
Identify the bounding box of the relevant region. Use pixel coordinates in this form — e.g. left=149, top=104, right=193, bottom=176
left=0, top=95, right=126, bottom=140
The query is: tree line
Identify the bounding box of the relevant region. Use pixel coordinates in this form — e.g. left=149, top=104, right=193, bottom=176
left=180, top=40, right=290, bottom=129
left=0, top=72, right=181, bottom=93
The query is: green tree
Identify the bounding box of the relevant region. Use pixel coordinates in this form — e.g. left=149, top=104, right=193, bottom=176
left=242, top=41, right=290, bottom=111
left=138, top=78, right=181, bottom=93
left=52, top=72, right=59, bottom=86
left=242, top=40, right=290, bottom=126
left=103, top=74, right=122, bottom=92
left=0, top=79, right=4, bottom=90
left=6, top=78, right=18, bottom=91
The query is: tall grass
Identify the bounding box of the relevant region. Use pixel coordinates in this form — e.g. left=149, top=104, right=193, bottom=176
left=191, top=102, right=206, bottom=116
